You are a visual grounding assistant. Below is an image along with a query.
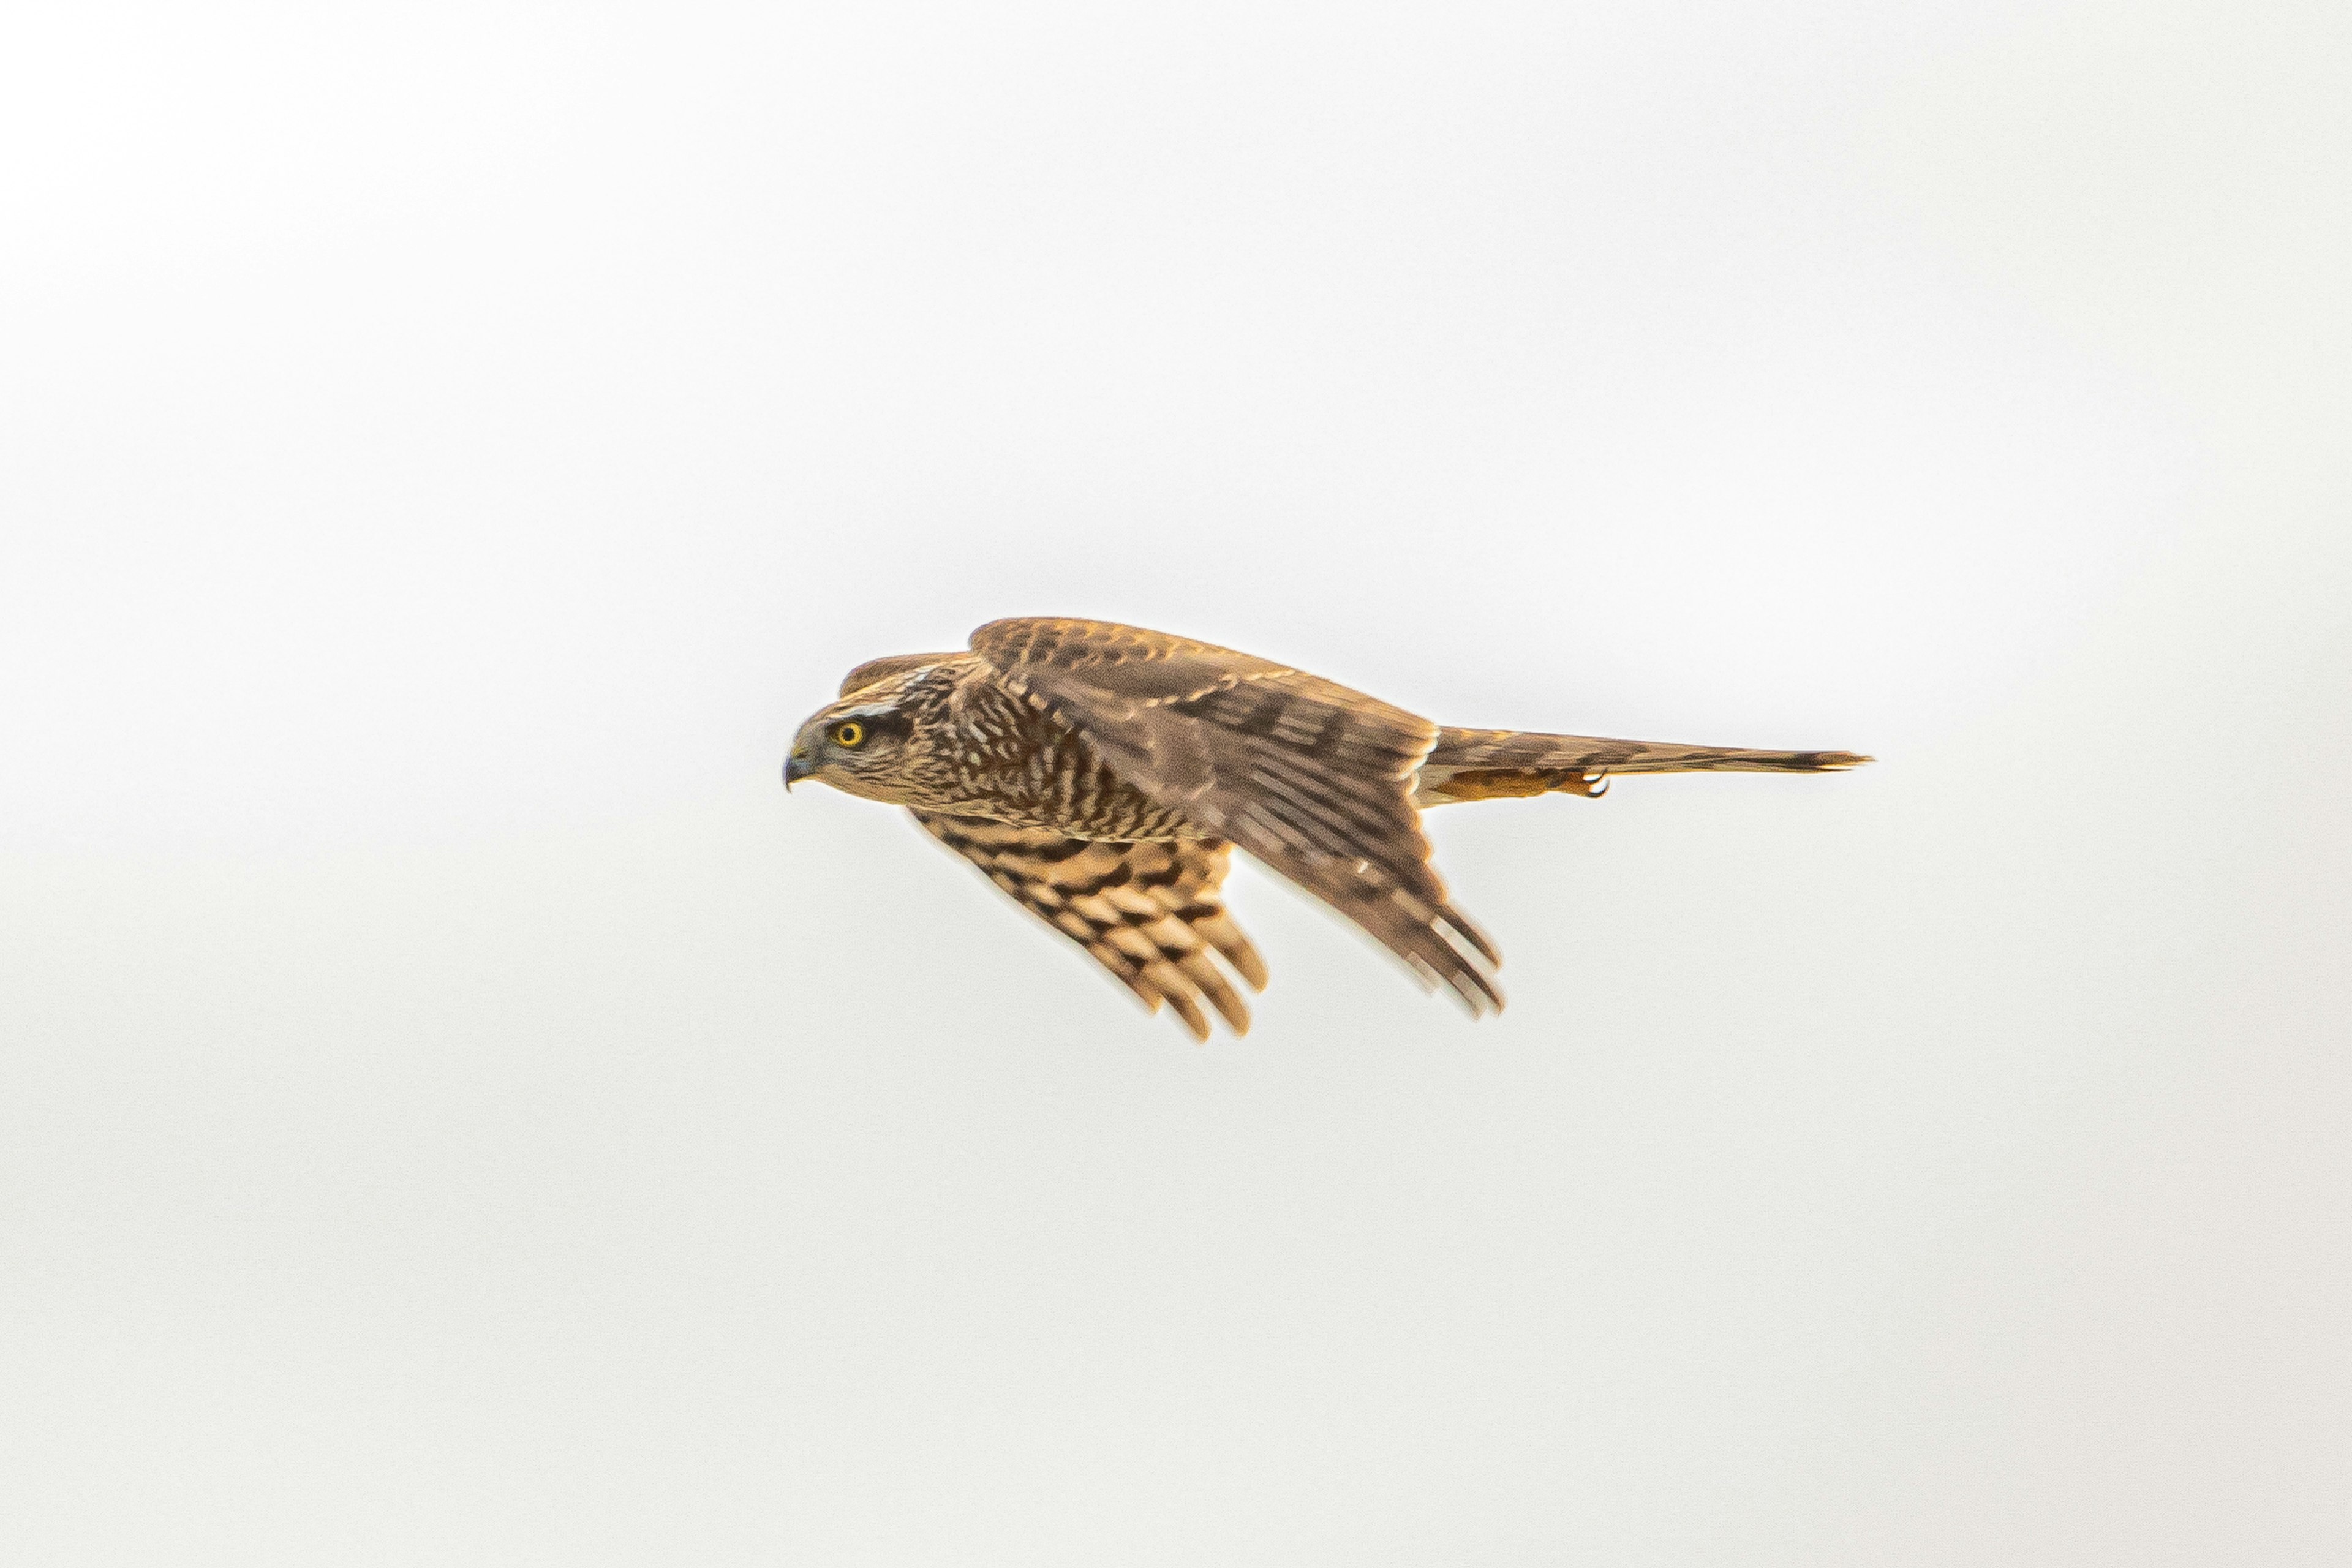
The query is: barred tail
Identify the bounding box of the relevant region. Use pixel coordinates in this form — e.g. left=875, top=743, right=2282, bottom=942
left=1415, top=727, right=1871, bottom=805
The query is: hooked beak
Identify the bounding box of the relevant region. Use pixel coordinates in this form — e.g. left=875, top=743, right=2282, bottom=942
left=783, top=749, right=814, bottom=791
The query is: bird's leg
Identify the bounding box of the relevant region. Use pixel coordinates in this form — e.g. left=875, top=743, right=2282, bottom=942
left=1424, top=767, right=1608, bottom=804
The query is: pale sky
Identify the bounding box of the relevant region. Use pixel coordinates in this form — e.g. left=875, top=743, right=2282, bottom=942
left=3, top=4, right=2346, bottom=1564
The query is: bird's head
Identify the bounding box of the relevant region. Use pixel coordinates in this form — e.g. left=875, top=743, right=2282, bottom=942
left=785, top=651, right=971, bottom=805
left=783, top=688, right=922, bottom=802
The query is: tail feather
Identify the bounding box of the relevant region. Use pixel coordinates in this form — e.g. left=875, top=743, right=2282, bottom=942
left=1417, top=726, right=1870, bottom=805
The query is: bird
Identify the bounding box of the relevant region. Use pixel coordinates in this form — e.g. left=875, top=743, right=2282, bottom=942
left=783, top=617, right=1868, bottom=1041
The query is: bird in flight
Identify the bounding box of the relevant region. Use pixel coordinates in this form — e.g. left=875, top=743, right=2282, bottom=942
left=783, top=617, right=1867, bottom=1041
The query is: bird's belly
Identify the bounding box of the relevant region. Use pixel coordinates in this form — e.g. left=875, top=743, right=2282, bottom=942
left=949, top=763, right=1202, bottom=843
left=932, top=693, right=1204, bottom=840
left=956, top=796, right=1204, bottom=843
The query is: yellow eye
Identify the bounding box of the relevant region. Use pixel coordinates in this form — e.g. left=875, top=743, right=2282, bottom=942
left=832, top=720, right=865, bottom=748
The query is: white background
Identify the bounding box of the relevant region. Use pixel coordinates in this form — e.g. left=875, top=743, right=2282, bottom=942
left=3, top=3, right=2346, bottom=1562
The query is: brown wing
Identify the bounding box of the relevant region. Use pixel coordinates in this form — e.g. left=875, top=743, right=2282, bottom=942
left=968, top=617, right=1501, bottom=1014
left=913, top=810, right=1269, bottom=1042
left=839, top=652, right=965, bottom=698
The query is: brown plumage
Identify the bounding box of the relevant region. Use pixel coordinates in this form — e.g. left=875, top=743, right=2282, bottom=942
left=783, top=617, right=1869, bottom=1041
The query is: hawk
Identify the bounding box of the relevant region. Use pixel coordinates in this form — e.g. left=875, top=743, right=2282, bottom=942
left=783, top=617, right=1868, bottom=1040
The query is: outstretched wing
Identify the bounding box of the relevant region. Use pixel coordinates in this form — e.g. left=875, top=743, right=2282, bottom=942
left=912, top=810, right=1269, bottom=1042
left=839, top=651, right=965, bottom=698
left=967, top=617, right=1501, bottom=1014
